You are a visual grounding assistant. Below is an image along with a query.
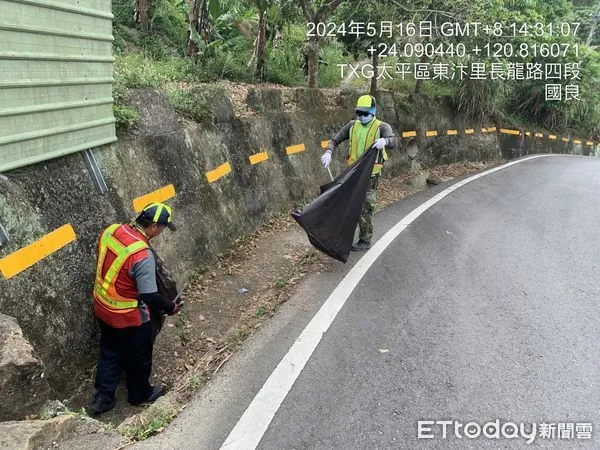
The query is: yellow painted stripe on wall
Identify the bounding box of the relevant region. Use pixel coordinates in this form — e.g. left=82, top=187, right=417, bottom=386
left=465, top=129, right=475, bottom=134
left=426, top=130, right=438, bottom=137
left=133, top=184, right=176, bottom=213
left=488, top=127, right=497, bottom=132
left=321, top=140, right=330, bottom=149
left=574, top=140, right=582, bottom=145
left=587, top=141, right=594, bottom=146
left=535, top=133, right=543, bottom=138
left=447, top=130, right=458, bottom=136
left=525, top=132, right=531, bottom=137
left=549, top=135, right=557, bottom=140
left=206, top=162, right=232, bottom=183
left=562, top=137, right=570, bottom=142
left=0, top=224, right=76, bottom=279
left=481, top=128, right=488, bottom=133
left=249, top=152, right=269, bottom=165
left=402, top=131, right=417, bottom=138
left=286, top=144, right=305, bottom=155
left=500, top=129, right=520, bottom=135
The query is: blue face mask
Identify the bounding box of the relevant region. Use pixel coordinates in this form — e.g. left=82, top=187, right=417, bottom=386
left=357, top=113, right=374, bottom=125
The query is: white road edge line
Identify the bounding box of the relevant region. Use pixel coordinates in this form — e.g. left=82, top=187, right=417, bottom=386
left=221, top=155, right=550, bottom=449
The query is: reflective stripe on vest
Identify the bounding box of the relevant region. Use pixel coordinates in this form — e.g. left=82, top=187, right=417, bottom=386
left=348, top=119, right=388, bottom=176
left=93, top=224, right=149, bottom=311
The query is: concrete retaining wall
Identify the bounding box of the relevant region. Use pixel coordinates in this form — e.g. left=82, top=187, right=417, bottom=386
left=0, top=87, right=588, bottom=411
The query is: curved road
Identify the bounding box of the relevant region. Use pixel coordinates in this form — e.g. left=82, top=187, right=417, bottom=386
left=139, top=155, right=600, bottom=449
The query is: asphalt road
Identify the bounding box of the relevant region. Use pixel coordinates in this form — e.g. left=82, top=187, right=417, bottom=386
left=138, top=155, right=600, bottom=449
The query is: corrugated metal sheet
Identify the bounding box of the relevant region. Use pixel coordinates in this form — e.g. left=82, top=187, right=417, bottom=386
left=0, top=0, right=116, bottom=172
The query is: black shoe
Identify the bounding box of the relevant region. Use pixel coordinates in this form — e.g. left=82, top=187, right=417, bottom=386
left=130, top=386, right=164, bottom=405
left=351, top=239, right=371, bottom=252
left=90, top=397, right=115, bottom=416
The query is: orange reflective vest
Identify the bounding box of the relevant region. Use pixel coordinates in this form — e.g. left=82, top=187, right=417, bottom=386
left=93, top=224, right=151, bottom=328
left=348, top=118, right=388, bottom=176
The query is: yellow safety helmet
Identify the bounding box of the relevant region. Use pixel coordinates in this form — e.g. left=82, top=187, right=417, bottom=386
left=355, top=95, right=377, bottom=115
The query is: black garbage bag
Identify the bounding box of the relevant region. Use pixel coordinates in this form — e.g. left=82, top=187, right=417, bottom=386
left=149, top=248, right=180, bottom=344
left=292, top=145, right=378, bottom=263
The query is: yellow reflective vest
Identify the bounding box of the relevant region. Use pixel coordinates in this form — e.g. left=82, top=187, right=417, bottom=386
left=348, top=118, right=388, bottom=176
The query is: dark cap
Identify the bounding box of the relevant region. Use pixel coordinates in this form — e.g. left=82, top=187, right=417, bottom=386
left=138, top=202, right=176, bottom=231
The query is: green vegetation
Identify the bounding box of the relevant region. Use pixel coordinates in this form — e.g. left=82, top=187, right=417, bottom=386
left=174, top=311, right=190, bottom=344
left=40, top=404, right=88, bottom=420
left=229, top=329, right=249, bottom=345
left=274, top=277, right=287, bottom=289
left=121, top=406, right=179, bottom=440
left=113, top=102, right=139, bottom=133
left=168, top=89, right=212, bottom=123
left=189, top=373, right=206, bottom=390
left=111, top=0, right=600, bottom=137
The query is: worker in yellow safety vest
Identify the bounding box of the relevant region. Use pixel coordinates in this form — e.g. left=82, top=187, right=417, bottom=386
left=321, top=94, right=398, bottom=251
left=90, top=202, right=183, bottom=415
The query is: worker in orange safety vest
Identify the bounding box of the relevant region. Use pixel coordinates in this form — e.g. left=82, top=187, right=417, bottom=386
left=90, top=202, right=183, bottom=415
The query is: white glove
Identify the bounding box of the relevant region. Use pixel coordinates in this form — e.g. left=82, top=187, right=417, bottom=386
left=373, top=138, right=387, bottom=150
left=321, top=150, right=332, bottom=168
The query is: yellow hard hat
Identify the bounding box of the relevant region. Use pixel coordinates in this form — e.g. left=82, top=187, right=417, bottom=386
left=356, top=95, right=377, bottom=114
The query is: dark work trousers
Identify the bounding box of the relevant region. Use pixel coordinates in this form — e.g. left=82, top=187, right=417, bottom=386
left=94, top=319, right=153, bottom=405
left=149, top=308, right=165, bottom=345
left=358, top=174, right=380, bottom=242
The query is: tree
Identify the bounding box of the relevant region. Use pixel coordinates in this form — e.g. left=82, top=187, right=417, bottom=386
left=135, top=0, right=150, bottom=31
left=187, top=0, right=205, bottom=56
left=188, top=0, right=221, bottom=57
left=334, top=0, right=473, bottom=94
left=297, top=0, right=346, bottom=87
left=251, top=0, right=274, bottom=81
left=334, top=2, right=394, bottom=94
left=587, top=0, right=600, bottom=45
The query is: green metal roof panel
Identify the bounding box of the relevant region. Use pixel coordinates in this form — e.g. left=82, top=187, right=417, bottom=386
left=0, top=0, right=116, bottom=172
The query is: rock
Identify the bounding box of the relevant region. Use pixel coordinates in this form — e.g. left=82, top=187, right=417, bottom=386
left=0, top=415, right=126, bottom=450
left=204, top=88, right=235, bottom=123
left=54, top=431, right=126, bottom=450
left=0, top=415, right=75, bottom=450
left=410, top=171, right=429, bottom=190
left=246, top=88, right=283, bottom=114
left=374, top=91, right=397, bottom=123
left=293, top=88, right=326, bottom=118
left=0, top=313, right=50, bottom=421
left=125, top=89, right=180, bottom=135
left=54, top=417, right=127, bottom=450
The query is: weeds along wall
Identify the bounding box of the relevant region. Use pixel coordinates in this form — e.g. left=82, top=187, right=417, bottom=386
left=0, top=86, right=575, bottom=400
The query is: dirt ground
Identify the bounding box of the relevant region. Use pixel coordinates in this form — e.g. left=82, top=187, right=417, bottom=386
left=66, top=160, right=502, bottom=433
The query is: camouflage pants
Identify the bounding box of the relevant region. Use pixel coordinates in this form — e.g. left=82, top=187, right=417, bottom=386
left=358, top=175, right=380, bottom=242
